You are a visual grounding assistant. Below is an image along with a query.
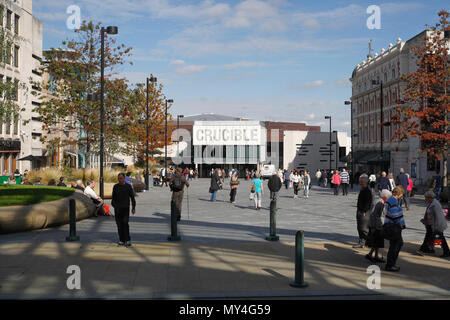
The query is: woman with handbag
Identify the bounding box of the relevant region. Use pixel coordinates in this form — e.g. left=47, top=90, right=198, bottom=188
left=209, top=168, right=222, bottom=201
left=416, top=191, right=449, bottom=258
left=229, top=170, right=239, bottom=204
left=366, top=189, right=391, bottom=263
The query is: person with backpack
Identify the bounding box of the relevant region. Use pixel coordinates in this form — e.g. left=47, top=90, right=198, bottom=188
left=169, top=167, right=190, bottom=221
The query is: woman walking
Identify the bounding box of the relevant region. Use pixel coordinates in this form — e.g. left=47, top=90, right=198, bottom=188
left=229, top=170, right=239, bottom=204
left=416, top=191, right=449, bottom=257
left=252, top=173, right=264, bottom=210
left=303, top=170, right=311, bottom=199
left=388, top=173, right=396, bottom=191
left=332, top=170, right=341, bottom=196
left=366, top=189, right=391, bottom=263
left=292, top=171, right=300, bottom=199
left=210, top=168, right=222, bottom=201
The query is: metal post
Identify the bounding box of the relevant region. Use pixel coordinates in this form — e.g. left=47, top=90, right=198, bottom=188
left=99, top=28, right=105, bottom=199
left=66, top=199, right=80, bottom=241
left=165, top=100, right=168, bottom=177
left=380, top=81, right=384, bottom=170
left=145, top=77, right=149, bottom=191
left=266, top=200, right=279, bottom=241
left=289, top=230, right=308, bottom=288
left=168, top=200, right=181, bottom=241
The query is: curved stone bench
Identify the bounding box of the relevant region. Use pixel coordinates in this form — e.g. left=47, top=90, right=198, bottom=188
left=0, top=191, right=96, bottom=235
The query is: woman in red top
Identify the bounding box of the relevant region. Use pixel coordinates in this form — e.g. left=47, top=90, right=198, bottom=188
left=332, top=170, right=341, bottom=196
left=406, top=173, right=413, bottom=199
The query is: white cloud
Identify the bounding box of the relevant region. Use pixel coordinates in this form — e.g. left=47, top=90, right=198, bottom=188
left=223, top=61, right=268, bottom=70
left=304, top=80, right=325, bottom=88
left=169, top=59, right=186, bottom=66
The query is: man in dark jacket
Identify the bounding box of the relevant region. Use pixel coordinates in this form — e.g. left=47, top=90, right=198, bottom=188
left=396, top=168, right=409, bottom=210
left=210, top=169, right=222, bottom=201
left=354, top=174, right=373, bottom=248
left=57, top=177, right=67, bottom=187
left=169, top=167, right=189, bottom=221
left=112, top=173, right=136, bottom=247
left=378, top=171, right=391, bottom=192
left=268, top=172, right=282, bottom=202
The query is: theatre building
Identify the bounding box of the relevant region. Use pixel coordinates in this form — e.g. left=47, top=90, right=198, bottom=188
left=162, top=113, right=349, bottom=177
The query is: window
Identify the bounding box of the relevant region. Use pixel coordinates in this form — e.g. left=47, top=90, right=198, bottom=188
left=5, top=45, right=11, bottom=65
left=0, top=5, right=4, bottom=26
left=5, top=117, right=10, bottom=135
left=14, top=45, right=18, bottom=67
left=6, top=9, right=11, bottom=30
left=5, top=77, right=11, bottom=99
left=14, top=14, right=19, bottom=35
left=392, top=68, right=396, bottom=80
left=13, top=116, right=18, bottom=135
left=13, top=78, right=18, bottom=101
left=384, top=72, right=388, bottom=83
left=0, top=74, right=3, bottom=97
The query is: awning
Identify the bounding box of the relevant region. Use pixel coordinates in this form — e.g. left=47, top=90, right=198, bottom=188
left=18, top=155, right=44, bottom=161
left=354, top=151, right=390, bottom=165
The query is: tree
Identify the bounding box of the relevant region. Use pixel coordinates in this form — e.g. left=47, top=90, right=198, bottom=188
left=392, top=10, right=450, bottom=187
left=0, top=1, right=27, bottom=126
left=32, top=21, right=133, bottom=168
left=121, top=77, right=174, bottom=163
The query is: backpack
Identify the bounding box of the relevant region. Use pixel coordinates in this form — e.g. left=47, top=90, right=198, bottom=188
left=172, top=174, right=183, bottom=192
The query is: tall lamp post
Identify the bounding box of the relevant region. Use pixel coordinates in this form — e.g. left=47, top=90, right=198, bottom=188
left=372, top=79, right=384, bottom=171
left=165, top=99, right=173, bottom=176
left=345, top=100, right=354, bottom=176
left=325, top=116, right=332, bottom=172
left=99, top=26, right=118, bottom=199
left=176, top=115, right=184, bottom=158
left=145, top=76, right=157, bottom=191
left=333, top=130, right=338, bottom=170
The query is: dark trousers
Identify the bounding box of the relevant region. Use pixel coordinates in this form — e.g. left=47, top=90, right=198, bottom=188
left=386, top=228, right=403, bottom=268
left=333, top=184, right=339, bottom=195
left=356, top=210, right=369, bottom=242
left=285, top=181, right=289, bottom=189
left=399, top=192, right=409, bottom=209
left=172, top=191, right=184, bottom=220
left=114, top=207, right=130, bottom=242
left=342, top=183, right=348, bottom=196
left=230, top=188, right=237, bottom=202
left=420, top=225, right=450, bottom=254
left=293, top=183, right=299, bottom=195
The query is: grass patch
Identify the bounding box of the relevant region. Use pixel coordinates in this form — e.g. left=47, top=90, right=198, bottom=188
left=0, top=185, right=75, bottom=207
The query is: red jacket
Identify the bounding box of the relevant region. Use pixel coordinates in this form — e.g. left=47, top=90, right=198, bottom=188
left=332, top=174, right=341, bottom=185
left=407, top=179, right=413, bottom=191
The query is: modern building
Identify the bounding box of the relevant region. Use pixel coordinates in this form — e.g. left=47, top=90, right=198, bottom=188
left=0, top=0, right=43, bottom=174
left=159, top=113, right=349, bottom=177
left=349, top=31, right=449, bottom=185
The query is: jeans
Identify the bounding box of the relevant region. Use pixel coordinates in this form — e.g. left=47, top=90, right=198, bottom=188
left=211, top=190, right=217, bottom=201
left=293, top=182, right=299, bottom=195
left=420, top=225, right=450, bottom=254
left=254, top=192, right=262, bottom=208
left=230, top=188, right=237, bottom=202
left=285, top=180, right=289, bottom=189
left=356, top=210, right=369, bottom=242
left=323, top=178, right=327, bottom=188
left=342, top=183, right=348, bottom=196
left=386, top=226, right=403, bottom=268
left=114, top=207, right=130, bottom=242
left=303, top=184, right=309, bottom=197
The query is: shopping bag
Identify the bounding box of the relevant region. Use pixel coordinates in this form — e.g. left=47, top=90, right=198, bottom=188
left=103, top=204, right=111, bottom=216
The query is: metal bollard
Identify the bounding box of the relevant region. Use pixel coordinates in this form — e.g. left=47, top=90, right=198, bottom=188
left=289, top=230, right=308, bottom=288
left=265, top=200, right=279, bottom=241
left=168, top=200, right=181, bottom=241
left=66, top=199, right=80, bottom=242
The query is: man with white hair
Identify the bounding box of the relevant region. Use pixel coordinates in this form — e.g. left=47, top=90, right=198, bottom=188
left=84, top=180, right=106, bottom=216
left=353, top=174, right=373, bottom=248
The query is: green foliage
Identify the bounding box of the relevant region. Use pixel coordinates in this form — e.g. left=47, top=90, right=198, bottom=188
left=0, top=185, right=75, bottom=207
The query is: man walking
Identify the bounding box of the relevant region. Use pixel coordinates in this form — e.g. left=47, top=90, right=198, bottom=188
left=322, top=170, right=328, bottom=188
left=283, top=170, right=290, bottom=190
left=315, top=169, right=322, bottom=186
left=353, top=174, right=373, bottom=248
left=169, top=168, right=190, bottom=221
left=340, top=169, right=350, bottom=196
left=111, top=173, right=136, bottom=247
left=396, top=168, right=410, bottom=210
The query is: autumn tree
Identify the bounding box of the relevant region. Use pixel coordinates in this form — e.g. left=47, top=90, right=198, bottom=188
left=392, top=10, right=450, bottom=187
left=32, top=21, right=133, bottom=168
left=121, top=77, right=174, bottom=164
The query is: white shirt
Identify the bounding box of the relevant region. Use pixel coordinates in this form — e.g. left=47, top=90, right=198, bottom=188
left=84, top=185, right=99, bottom=200
left=316, top=171, right=321, bottom=178
left=369, top=174, right=377, bottom=182
left=292, top=175, right=300, bottom=183
left=389, top=178, right=396, bottom=190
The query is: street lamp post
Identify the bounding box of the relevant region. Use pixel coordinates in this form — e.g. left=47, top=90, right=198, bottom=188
left=165, top=99, right=173, bottom=176
left=333, top=130, right=338, bottom=170
left=372, top=79, right=384, bottom=171
left=145, top=76, right=157, bottom=191
left=99, top=26, right=118, bottom=199
left=176, top=115, right=184, bottom=158
left=345, top=100, right=354, bottom=176
left=325, top=116, right=332, bottom=172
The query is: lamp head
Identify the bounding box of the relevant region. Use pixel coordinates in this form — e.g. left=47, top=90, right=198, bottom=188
left=325, top=116, right=331, bottom=119
left=344, top=101, right=351, bottom=105
left=106, top=26, right=118, bottom=35
left=167, top=99, right=174, bottom=103
left=149, top=76, right=157, bottom=83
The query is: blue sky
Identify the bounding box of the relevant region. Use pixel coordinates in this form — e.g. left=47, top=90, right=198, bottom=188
left=33, top=0, right=449, bottom=134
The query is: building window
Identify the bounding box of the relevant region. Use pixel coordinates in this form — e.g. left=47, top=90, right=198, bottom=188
left=5, top=117, right=10, bottom=135
left=6, top=9, right=11, bottom=30
left=13, top=79, right=18, bottom=101
left=392, top=68, right=396, bottom=80
left=14, top=45, right=18, bottom=67
left=14, top=14, right=19, bottom=35
left=384, top=72, right=387, bottom=83
left=13, top=116, right=18, bottom=135
left=5, top=77, right=11, bottom=99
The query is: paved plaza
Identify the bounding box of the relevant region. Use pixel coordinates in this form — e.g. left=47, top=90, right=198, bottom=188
left=0, top=179, right=449, bottom=299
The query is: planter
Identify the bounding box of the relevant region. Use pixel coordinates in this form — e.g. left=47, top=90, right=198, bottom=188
left=0, top=191, right=96, bottom=235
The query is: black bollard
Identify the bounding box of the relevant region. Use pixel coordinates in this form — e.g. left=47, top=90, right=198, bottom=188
left=168, top=200, right=181, bottom=241
left=265, top=200, right=279, bottom=241
left=66, top=199, right=80, bottom=242
left=289, top=230, right=308, bottom=288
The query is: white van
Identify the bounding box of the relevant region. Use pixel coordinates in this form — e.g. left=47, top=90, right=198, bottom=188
left=260, top=164, right=277, bottom=179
